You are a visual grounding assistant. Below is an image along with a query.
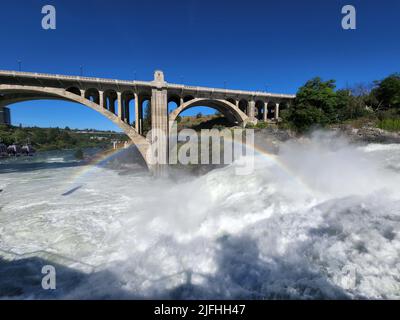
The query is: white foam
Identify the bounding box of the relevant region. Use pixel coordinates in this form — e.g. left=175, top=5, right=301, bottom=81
left=1, top=131, right=399, bottom=299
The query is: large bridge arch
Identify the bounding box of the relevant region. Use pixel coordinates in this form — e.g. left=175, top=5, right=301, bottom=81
left=0, top=84, right=150, bottom=167
left=168, top=98, right=249, bottom=130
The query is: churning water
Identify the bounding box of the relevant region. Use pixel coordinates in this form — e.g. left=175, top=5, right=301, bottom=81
left=0, top=131, right=399, bottom=299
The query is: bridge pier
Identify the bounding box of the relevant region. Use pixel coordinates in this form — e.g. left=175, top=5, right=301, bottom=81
left=149, top=71, right=169, bottom=177
left=134, top=93, right=139, bottom=132
left=99, top=91, right=104, bottom=109
left=248, top=100, right=256, bottom=122
left=263, top=101, right=269, bottom=122
left=117, top=92, right=122, bottom=120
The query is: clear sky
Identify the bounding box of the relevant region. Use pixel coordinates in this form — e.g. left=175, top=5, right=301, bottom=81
left=1, top=0, right=400, bottom=130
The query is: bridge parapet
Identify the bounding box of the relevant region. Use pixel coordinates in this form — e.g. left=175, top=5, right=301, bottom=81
left=0, top=70, right=295, bottom=98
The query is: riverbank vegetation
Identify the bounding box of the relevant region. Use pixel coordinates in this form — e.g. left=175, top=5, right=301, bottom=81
left=0, top=125, right=127, bottom=151
left=282, top=73, right=400, bottom=132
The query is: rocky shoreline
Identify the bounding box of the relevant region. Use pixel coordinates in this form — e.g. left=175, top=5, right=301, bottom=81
left=156, top=125, right=400, bottom=179
left=254, top=125, right=400, bottom=147
left=331, top=124, right=400, bottom=144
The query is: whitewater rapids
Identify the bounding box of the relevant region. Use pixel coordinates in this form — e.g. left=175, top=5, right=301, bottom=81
left=0, top=131, right=399, bottom=299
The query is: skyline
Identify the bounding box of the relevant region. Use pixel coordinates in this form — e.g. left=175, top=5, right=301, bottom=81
left=1, top=0, right=400, bottom=130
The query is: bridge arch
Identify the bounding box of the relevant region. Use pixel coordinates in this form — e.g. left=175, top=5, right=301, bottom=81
left=226, top=98, right=237, bottom=106
left=266, top=101, right=277, bottom=120
left=167, top=94, right=181, bottom=113
left=168, top=98, right=249, bottom=130
left=238, top=99, right=248, bottom=114
left=121, top=90, right=135, bottom=125
left=85, top=88, right=100, bottom=104
left=183, top=95, right=195, bottom=103
left=0, top=84, right=150, bottom=167
left=255, top=100, right=265, bottom=120
left=103, top=89, right=118, bottom=114
left=66, top=87, right=81, bottom=96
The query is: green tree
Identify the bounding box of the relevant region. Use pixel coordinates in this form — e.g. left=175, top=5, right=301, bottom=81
left=47, top=128, right=60, bottom=142
left=0, top=125, right=13, bottom=144
left=142, top=101, right=152, bottom=133
left=288, top=105, right=328, bottom=132
left=32, top=129, right=48, bottom=145
left=286, top=77, right=337, bottom=131
left=12, top=129, right=28, bottom=143
left=295, top=77, right=338, bottom=122
left=372, top=73, right=400, bottom=110
left=336, top=88, right=368, bottom=121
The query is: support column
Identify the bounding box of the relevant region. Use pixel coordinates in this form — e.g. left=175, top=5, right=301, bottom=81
left=135, top=93, right=139, bottom=132
left=99, top=91, right=104, bottom=108
left=275, top=103, right=280, bottom=121
left=180, top=97, right=184, bottom=106
left=248, top=100, right=255, bottom=120
left=151, top=87, right=168, bottom=174
left=263, top=101, right=268, bottom=122
left=80, top=89, right=85, bottom=97
left=117, top=92, right=122, bottom=120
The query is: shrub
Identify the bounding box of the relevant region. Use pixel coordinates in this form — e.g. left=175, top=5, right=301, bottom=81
left=377, top=119, right=400, bottom=132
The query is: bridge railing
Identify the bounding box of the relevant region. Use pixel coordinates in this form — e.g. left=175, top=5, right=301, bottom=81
left=0, top=70, right=295, bottom=98
left=166, top=82, right=295, bottom=99
left=0, top=70, right=153, bottom=87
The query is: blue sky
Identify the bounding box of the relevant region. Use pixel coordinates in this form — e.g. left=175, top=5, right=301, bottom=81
left=1, top=0, right=400, bottom=130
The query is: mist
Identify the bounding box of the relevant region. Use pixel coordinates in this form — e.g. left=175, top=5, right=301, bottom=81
left=1, top=131, right=399, bottom=299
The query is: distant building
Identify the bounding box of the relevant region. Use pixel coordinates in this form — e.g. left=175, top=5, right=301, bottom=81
left=0, top=107, right=11, bottom=125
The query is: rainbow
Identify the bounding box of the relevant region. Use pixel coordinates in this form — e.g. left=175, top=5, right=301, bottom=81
left=61, top=146, right=131, bottom=194
left=62, top=138, right=314, bottom=195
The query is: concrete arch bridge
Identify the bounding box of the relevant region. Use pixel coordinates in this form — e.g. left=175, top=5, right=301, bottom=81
left=0, top=70, right=295, bottom=174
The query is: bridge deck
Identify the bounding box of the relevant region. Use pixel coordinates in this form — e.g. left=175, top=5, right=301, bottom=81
left=0, top=70, right=295, bottom=99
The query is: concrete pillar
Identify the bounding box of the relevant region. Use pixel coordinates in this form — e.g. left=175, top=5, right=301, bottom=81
left=248, top=100, right=255, bottom=120
left=151, top=87, right=168, bottom=175
left=275, top=103, right=280, bottom=120
left=80, top=89, right=85, bottom=97
left=117, top=92, right=122, bottom=119
left=263, top=101, right=269, bottom=122
left=134, top=93, right=139, bottom=132
left=180, top=97, right=184, bottom=106
left=99, top=91, right=104, bottom=108
left=147, top=70, right=169, bottom=176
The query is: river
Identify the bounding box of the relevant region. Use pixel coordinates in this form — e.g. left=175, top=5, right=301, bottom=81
left=0, top=131, right=399, bottom=299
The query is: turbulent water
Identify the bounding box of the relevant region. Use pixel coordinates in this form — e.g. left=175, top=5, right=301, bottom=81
left=0, top=131, right=400, bottom=299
